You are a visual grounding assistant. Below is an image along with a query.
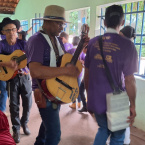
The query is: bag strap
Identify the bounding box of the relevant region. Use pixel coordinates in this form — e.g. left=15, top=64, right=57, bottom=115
left=98, top=36, right=121, bottom=94
left=36, top=79, right=46, bottom=95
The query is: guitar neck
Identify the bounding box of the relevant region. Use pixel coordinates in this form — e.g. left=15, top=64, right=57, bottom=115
left=16, top=54, right=27, bottom=64
left=70, top=39, right=84, bottom=65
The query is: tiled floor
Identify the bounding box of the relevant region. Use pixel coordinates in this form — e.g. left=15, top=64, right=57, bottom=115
left=6, top=97, right=145, bottom=145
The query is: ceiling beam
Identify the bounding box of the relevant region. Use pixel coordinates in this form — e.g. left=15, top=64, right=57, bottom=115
left=0, top=0, right=19, bottom=4
left=0, top=7, right=15, bottom=14
left=0, top=2, right=17, bottom=8
left=0, top=0, right=20, bottom=14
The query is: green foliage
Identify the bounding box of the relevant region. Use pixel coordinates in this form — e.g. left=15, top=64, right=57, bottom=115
left=69, top=11, right=79, bottom=35
left=122, top=1, right=145, bottom=58
left=86, top=8, right=90, bottom=26
left=69, top=8, right=90, bottom=35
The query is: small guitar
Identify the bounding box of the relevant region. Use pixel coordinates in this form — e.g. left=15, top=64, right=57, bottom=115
left=41, top=24, right=89, bottom=103
left=0, top=50, right=27, bottom=81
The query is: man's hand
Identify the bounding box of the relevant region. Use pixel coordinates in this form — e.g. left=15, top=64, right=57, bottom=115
left=81, top=24, right=90, bottom=49
left=83, top=36, right=90, bottom=49
left=80, top=60, right=84, bottom=65
left=127, top=105, right=136, bottom=126
left=6, top=60, right=18, bottom=71
left=65, top=63, right=80, bottom=77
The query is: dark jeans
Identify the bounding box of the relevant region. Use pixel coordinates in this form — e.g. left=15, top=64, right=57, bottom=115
left=34, top=100, right=61, bottom=145
left=9, top=74, right=32, bottom=131
left=0, top=81, right=7, bottom=112
left=79, top=81, right=86, bottom=108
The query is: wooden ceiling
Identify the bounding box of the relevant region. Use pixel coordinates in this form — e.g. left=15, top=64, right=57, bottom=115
left=0, top=0, right=20, bottom=14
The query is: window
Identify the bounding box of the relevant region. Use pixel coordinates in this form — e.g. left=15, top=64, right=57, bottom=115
left=99, top=0, right=145, bottom=76
left=31, top=18, right=43, bottom=34
left=20, top=20, right=28, bottom=31
left=69, top=7, right=90, bottom=36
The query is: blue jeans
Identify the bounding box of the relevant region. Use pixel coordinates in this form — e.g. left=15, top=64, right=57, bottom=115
left=0, top=81, right=7, bottom=112
left=34, top=100, right=61, bottom=145
left=94, top=113, right=125, bottom=145
left=73, top=77, right=82, bottom=103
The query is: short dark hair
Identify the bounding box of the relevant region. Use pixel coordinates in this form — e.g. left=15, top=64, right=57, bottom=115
left=120, top=25, right=136, bottom=39
left=72, top=36, right=80, bottom=46
left=18, top=30, right=27, bottom=41
left=105, top=5, right=124, bottom=28
left=60, top=32, right=69, bottom=40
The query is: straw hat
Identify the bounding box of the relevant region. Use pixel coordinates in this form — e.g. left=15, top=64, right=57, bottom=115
left=41, top=5, right=69, bottom=23
left=0, top=17, right=20, bottom=34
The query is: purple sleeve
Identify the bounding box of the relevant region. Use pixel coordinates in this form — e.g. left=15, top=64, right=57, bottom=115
left=67, top=49, right=71, bottom=54
left=80, top=52, right=85, bottom=61
left=26, top=36, right=44, bottom=64
left=123, top=43, right=138, bottom=76
left=67, top=48, right=75, bottom=55
left=70, top=44, right=73, bottom=49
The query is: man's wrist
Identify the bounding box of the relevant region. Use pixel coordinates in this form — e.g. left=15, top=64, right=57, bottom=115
left=130, top=104, right=136, bottom=108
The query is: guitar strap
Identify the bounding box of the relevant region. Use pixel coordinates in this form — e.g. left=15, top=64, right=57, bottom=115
left=40, top=30, right=65, bottom=63
left=98, top=35, right=122, bottom=94
left=50, top=38, right=60, bottom=62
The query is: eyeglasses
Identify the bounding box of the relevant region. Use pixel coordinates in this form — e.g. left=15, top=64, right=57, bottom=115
left=54, top=21, right=66, bottom=28
left=3, top=28, right=17, bottom=33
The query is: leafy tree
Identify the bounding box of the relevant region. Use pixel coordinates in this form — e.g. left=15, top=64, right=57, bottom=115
left=69, top=8, right=90, bottom=35
left=69, top=11, right=79, bottom=35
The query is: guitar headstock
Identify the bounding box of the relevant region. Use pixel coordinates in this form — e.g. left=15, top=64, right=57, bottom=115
left=81, top=24, right=89, bottom=37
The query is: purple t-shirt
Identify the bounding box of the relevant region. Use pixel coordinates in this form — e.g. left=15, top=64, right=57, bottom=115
left=67, top=48, right=85, bottom=78
left=26, top=32, right=51, bottom=90
left=26, top=32, right=64, bottom=90
left=0, top=39, right=29, bottom=74
left=0, top=35, right=6, bottom=40
left=64, top=43, right=73, bottom=51
left=85, top=33, right=138, bottom=114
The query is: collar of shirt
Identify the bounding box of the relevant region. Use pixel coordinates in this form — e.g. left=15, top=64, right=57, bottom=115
left=105, top=28, right=119, bottom=34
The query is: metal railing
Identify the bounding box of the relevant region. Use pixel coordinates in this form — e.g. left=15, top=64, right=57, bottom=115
left=98, top=1, right=145, bottom=77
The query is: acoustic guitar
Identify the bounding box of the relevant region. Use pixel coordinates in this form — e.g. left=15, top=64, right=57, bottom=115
left=0, top=50, right=27, bottom=81
left=41, top=24, right=89, bottom=103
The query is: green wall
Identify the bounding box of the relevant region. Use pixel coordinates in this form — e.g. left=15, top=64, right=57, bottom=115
left=0, top=14, right=12, bottom=22
left=8, top=0, right=124, bottom=37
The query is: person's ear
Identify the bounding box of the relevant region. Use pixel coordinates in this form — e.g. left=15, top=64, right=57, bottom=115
left=1, top=30, right=5, bottom=35
left=121, top=19, right=125, bottom=26
left=104, top=20, right=107, bottom=27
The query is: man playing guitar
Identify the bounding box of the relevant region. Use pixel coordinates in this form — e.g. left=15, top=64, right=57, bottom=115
left=0, top=17, right=32, bottom=143
left=26, top=5, right=89, bottom=145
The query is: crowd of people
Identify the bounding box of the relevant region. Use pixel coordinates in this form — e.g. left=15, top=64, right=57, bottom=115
left=0, top=4, right=137, bottom=145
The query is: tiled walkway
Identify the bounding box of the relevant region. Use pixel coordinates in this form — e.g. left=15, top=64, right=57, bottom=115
left=6, top=97, right=145, bottom=145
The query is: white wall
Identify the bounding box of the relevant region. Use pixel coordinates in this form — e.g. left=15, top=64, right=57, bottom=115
left=134, top=77, right=145, bottom=131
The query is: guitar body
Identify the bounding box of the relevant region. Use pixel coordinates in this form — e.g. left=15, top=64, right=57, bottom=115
left=0, top=50, right=27, bottom=81
left=44, top=53, right=83, bottom=103
left=42, top=24, right=89, bottom=104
